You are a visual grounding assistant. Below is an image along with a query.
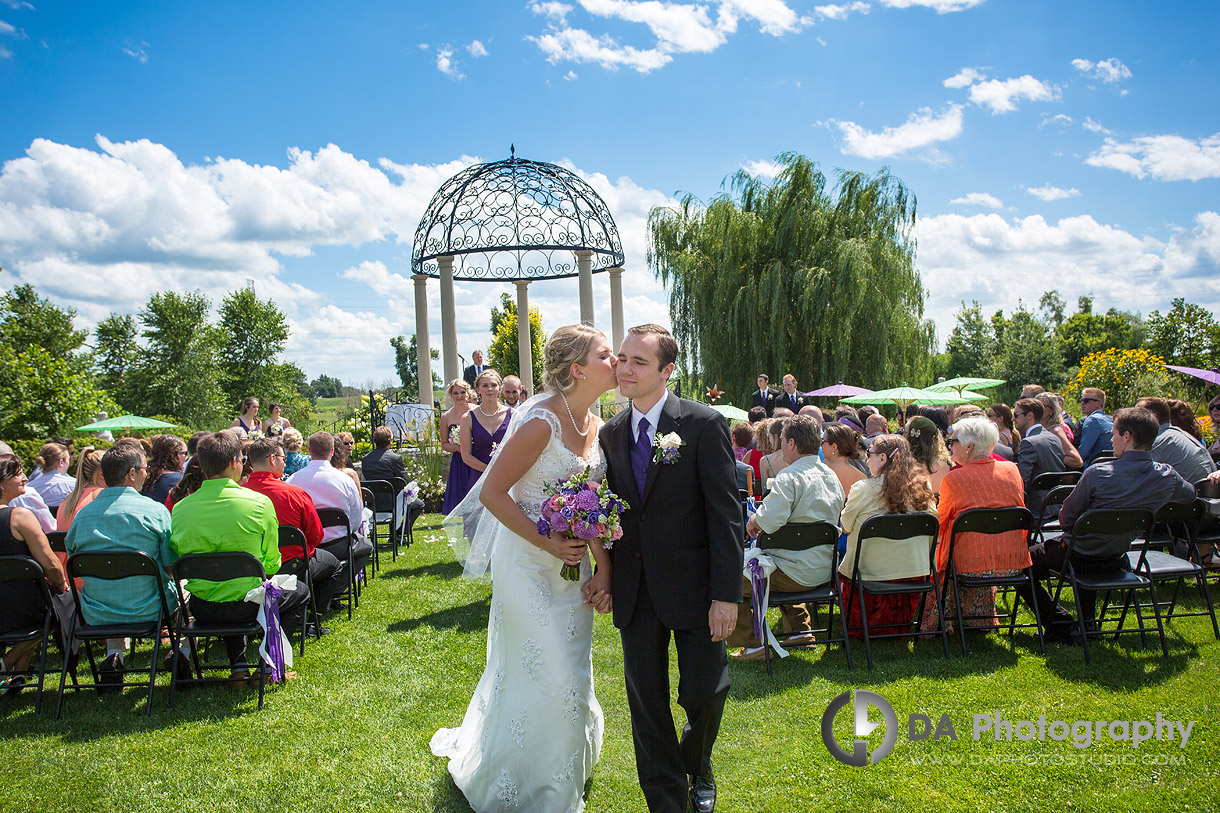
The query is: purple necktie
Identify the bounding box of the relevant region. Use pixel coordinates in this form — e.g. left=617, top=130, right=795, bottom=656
left=631, top=416, right=651, bottom=496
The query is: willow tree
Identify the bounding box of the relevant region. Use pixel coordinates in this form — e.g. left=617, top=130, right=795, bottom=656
left=648, top=153, right=935, bottom=405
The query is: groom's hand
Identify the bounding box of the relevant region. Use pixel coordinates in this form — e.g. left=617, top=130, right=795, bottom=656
left=709, top=601, right=736, bottom=642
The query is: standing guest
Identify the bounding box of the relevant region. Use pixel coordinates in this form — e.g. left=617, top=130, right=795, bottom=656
left=905, top=416, right=951, bottom=498
left=244, top=438, right=345, bottom=613
left=1077, top=388, right=1114, bottom=466
left=501, top=374, right=525, bottom=408
left=27, top=443, right=75, bottom=510
left=361, top=426, right=425, bottom=536
left=759, top=418, right=790, bottom=487
left=65, top=445, right=189, bottom=685
left=729, top=416, right=842, bottom=660
left=988, top=404, right=1021, bottom=454
left=141, top=435, right=187, bottom=505
left=331, top=433, right=362, bottom=493
left=1035, top=393, right=1083, bottom=469
left=171, top=432, right=309, bottom=681
left=776, top=374, right=809, bottom=413
left=751, top=374, right=780, bottom=417
left=440, top=379, right=475, bottom=514
left=1014, top=398, right=1065, bottom=517
left=839, top=435, right=938, bottom=639
left=230, top=396, right=261, bottom=439
left=922, top=417, right=1030, bottom=633
left=288, top=432, right=373, bottom=595
left=166, top=457, right=204, bottom=510
left=0, top=453, right=68, bottom=680
left=280, top=428, right=309, bottom=479
left=261, top=403, right=291, bottom=438
left=1207, top=396, right=1220, bottom=460
left=456, top=370, right=512, bottom=497
left=1168, top=399, right=1205, bottom=442
left=1137, top=396, right=1216, bottom=484
left=821, top=423, right=867, bottom=497
left=55, top=448, right=105, bottom=531
left=462, top=349, right=487, bottom=387
left=1021, top=384, right=1045, bottom=400
left=730, top=422, right=753, bottom=463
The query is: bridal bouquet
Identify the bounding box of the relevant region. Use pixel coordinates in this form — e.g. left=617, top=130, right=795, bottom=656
left=536, top=467, right=628, bottom=581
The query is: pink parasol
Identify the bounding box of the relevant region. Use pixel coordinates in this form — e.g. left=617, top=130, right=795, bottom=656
left=802, top=381, right=873, bottom=398
left=1164, top=364, right=1220, bottom=387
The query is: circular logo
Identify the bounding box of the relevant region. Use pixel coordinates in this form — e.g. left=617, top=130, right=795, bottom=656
left=820, top=690, right=899, bottom=767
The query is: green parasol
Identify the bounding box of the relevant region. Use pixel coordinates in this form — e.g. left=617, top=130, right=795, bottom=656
left=709, top=404, right=750, bottom=422
left=926, top=377, right=1006, bottom=396
left=842, top=384, right=967, bottom=410
left=76, top=415, right=179, bottom=432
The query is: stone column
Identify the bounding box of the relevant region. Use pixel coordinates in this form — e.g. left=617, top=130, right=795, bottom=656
left=412, top=274, right=433, bottom=407
left=438, top=255, right=459, bottom=386
left=607, top=267, right=625, bottom=352
left=576, top=250, right=594, bottom=326
left=514, top=280, right=534, bottom=396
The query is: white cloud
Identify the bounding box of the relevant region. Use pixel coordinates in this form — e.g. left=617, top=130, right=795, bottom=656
left=831, top=104, right=963, bottom=161
left=0, top=46, right=9, bottom=60
left=563, top=69, right=578, bottom=80
left=741, top=159, right=783, bottom=178
left=122, top=42, right=149, bottom=64
left=530, top=1, right=573, bottom=23
left=942, top=67, right=985, bottom=88
left=0, top=1, right=35, bottom=9
left=0, top=20, right=17, bottom=36
left=466, top=39, right=489, bottom=57
left=1071, top=57, right=1132, bottom=84
left=966, top=74, right=1058, bottom=114
left=876, top=0, right=985, bottom=12
left=815, top=3, right=870, bottom=20
left=435, top=47, right=462, bottom=78
left=949, top=192, right=1002, bottom=208
left=1040, top=113, right=1072, bottom=128
left=530, top=26, right=671, bottom=73
left=1085, top=133, right=1220, bottom=181
left=1025, top=184, right=1080, bottom=202
left=1081, top=116, right=1110, bottom=134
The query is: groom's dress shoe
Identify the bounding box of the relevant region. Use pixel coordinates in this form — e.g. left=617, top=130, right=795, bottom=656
left=689, top=771, right=716, bottom=813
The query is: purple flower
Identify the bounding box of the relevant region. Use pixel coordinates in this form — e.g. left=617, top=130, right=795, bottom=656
left=551, top=514, right=570, bottom=533
left=575, top=490, right=599, bottom=512
left=560, top=505, right=576, bottom=520
left=572, top=520, right=599, bottom=540
left=536, top=518, right=551, bottom=536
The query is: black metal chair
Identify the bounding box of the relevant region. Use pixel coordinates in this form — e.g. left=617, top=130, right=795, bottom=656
left=1028, top=472, right=1081, bottom=536
left=364, top=479, right=400, bottom=563
left=277, top=526, right=319, bottom=657
left=842, top=513, right=948, bottom=669
left=171, top=552, right=270, bottom=709
left=1031, top=484, right=1076, bottom=547
left=1090, top=455, right=1116, bottom=466
left=0, top=556, right=56, bottom=714
left=360, top=487, right=382, bottom=573
left=45, top=531, right=67, bottom=554
left=1050, top=508, right=1164, bottom=664
left=1193, top=477, right=1220, bottom=584
left=941, top=507, right=1044, bottom=656
left=389, top=476, right=421, bottom=548
left=1122, top=500, right=1219, bottom=640
left=316, top=509, right=356, bottom=619
left=55, top=551, right=174, bottom=719
left=755, top=521, right=851, bottom=673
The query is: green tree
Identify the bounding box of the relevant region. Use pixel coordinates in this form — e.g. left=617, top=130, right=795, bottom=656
left=390, top=334, right=441, bottom=401
left=487, top=293, right=545, bottom=386
left=129, top=290, right=226, bottom=428
left=1055, top=296, right=1143, bottom=369
left=1145, top=298, right=1220, bottom=370
left=217, top=288, right=290, bottom=401
left=0, top=284, right=89, bottom=364
left=991, top=304, right=1065, bottom=393
left=311, top=375, right=345, bottom=399
left=92, top=313, right=141, bottom=405
left=647, top=153, right=935, bottom=405
left=0, top=344, right=119, bottom=439
left=942, top=301, right=995, bottom=379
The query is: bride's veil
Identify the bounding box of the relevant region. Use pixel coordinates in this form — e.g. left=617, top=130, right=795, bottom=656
left=442, top=392, right=553, bottom=580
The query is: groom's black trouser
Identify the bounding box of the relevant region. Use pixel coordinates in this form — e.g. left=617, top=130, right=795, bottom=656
left=621, top=575, right=730, bottom=813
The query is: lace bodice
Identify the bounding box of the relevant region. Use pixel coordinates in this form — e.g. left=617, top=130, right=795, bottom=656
left=511, top=407, right=605, bottom=518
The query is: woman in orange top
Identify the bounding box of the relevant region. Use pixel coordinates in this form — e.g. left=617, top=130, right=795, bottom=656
left=55, top=447, right=104, bottom=531
left=922, top=416, right=1031, bottom=633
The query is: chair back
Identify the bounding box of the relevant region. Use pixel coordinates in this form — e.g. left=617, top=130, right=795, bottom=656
left=173, top=551, right=267, bottom=584
left=1155, top=499, right=1203, bottom=525
left=278, top=525, right=309, bottom=561
left=951, top=506, right=1034, bottom=536
left=0, top=554, right=46, bottom=583
left=46, top=531, right=67, bottom=553
left=757, top=521, right=839, bottom=552
left=388, top=476, right=409, bottom=494
left=364, top=479, right=395, bottom=514
left=853, top=513, right=938, bottom=578
left=1090, top=455, right=1116, bottom=466
left=1195, top=477, right=1220, bottom=500
left=66, top=550, right=160, bottom=581
left=1030, top=471, right=1081, bottom=492
left=1034, top=484, right=1076, bottom=535
left=316, top=508, right=352, bottom=535
left=1067, top=508, right=1155, bottom=560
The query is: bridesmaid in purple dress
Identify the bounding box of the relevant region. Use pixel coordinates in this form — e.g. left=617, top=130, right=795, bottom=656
left=457, top=370, right=512, bottom=497
left=441, top=379, right=475, bottom=515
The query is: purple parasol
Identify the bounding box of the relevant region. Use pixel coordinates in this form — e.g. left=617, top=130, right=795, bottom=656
left=1164, top=364, right=1220, bottom=387
left=802, top=381, right=873, bottom=398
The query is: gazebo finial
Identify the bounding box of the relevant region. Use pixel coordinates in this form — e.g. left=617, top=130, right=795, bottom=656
left=510, top=143, right=515, bottom=158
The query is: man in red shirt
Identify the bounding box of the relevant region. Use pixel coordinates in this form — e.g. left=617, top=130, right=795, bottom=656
left=244, top=438, right=345, bottom=617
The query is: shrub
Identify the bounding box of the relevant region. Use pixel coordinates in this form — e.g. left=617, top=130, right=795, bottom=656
left=1064, top=349, right=1173, bottom=410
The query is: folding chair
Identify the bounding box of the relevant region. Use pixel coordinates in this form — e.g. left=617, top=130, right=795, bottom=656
left=364, top=479, right=400, bottom=563
left=171, top=552, right=270, bottom=709
left=1123, top=500, right=1219, bottom=640
left=941, top=507, right=1044, bottom=657
left=316, top=509, right=356, bottom=619
left=1031, top=485, right=1075, bottom=547
left=360, top=487, right=382, bottom=573
left=1050, top=508, right=1164, bottom=664
left=843, top=513, right=948, bottom=669
left=0, top=556, right=56, bottom=714
left=277, top=526, right=319, bottom=656
left=389, top=476, right=421, bottom=548
left=1193, top=477, right=1220, bottom=584
left=55, top=551, right=174, bottom=719
left=1028, top=472, right=1080, bottom=537
left=1090, top=455, right=1116, bottom=466
left=45, top=532, right=67, bottom=553
left=755, top=521, right=851, bottom=674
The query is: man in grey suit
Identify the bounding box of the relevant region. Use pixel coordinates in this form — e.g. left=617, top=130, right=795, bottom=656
left=1014, top=398, right=1064, bottom=517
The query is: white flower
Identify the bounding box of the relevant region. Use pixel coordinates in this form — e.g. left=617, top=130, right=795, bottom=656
left=656, top=432, right=683, bottom=451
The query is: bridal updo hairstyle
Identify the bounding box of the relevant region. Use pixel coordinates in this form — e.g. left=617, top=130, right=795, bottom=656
left=542, top=324, right=603, bottom=394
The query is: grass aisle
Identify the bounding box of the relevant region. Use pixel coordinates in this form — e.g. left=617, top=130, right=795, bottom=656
left=2, top=516, right=1218, bottom=811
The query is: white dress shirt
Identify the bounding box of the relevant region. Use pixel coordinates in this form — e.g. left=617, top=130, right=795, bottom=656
left=631, top=389, right=669, bottom=445
left=27, top=471, right=76, bottom=508
left=287, top=459, right=365, bottom=542
left=11, top=489, right=56, bottom=533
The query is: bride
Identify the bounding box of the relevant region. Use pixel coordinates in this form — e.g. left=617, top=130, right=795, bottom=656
left=431, top=324, right=619, bottom=812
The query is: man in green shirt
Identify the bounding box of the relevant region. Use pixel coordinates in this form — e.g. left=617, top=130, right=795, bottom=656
left=170, top=431, right=309, bottom=679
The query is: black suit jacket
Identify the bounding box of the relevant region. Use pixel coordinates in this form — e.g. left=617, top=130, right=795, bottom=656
left=750, top=388, right=780, bottom=417
left=361, top=448, right=406, bottom=512
left=463, top=364, right=483, bottom=387
left=599, top=395, right=744, bottom=631
left=1018, top=428, right=1065, bottom=515
left=773, top=390, right=808, bottom=413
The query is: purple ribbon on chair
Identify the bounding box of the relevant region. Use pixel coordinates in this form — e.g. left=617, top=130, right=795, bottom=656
left=262, top=580, right=287, bottom=684
left=747, top=557, right=767, bottom=645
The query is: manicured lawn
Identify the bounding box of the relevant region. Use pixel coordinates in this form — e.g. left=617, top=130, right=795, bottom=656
left=2, top=516, right=1217, bottom=811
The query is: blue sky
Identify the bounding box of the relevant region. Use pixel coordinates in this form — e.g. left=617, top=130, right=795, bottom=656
left=1, top=0, right=1217, bottom=386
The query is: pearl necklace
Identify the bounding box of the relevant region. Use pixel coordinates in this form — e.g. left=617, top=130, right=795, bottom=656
left=477, top=401, right=500, bottom=418
left=561, top=393, right=591, bottom=437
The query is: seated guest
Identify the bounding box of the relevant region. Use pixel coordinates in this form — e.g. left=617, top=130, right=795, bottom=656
left=833, top=404, right=863, bottom=430
left=166, top=457, right=204, bottom=510
left=141, top=435, right=187, bottom=505
left=65, top=445, right=189, bottom=684
left=184, top=431, right=210, bottom=467
left=744, top=418, right=773, bottom=496
left=772, top=407, right=795, bottom=419
left=1014, top=398, right=1065, bottom=518
left=917, top=405, right=950, bottom=439
left=988, top=404, right=1020, bottom=454
left=730, top=422, right=753, bottom=462
left=839, top=435, right=937, bottom=639
left=905, top=416, right=951, bottom=498
left=1021, top=384, right=1045, bottom=400
left=170, top=432, right=309, bottom=681
left=747, top=406, right=766, bottom=426
left=1035, top=392, right=1083, bottom=470
left=1137, top=397, right=1216, bottom=485
left=288, top=432, right=373, bottom=595
left=922, top=417, right=1031, bottom=633
left=821, top=423, right=867, bottom=496
left=360, top=426, right=424, bottom=533
left=27, top=443, right=75, bottom=509
left=1206, top=396, right=1220, bottom=461
left=281, top=428, right=309, bottom=480
left=56, top=447, right=105, bottom=531
left=332, top=433, right=362, bottom=492
left=798, top=405, right=825, bottom=425
left=1077, top=388, right=1114, bottom=466
left=758, top=418, right=790, bottom=487
left=1168, top=399, right=1205, bottom=443
left=244, top=438, right=345, bottom=613
left=0, top=453, right=68, bottom=679
left=728, top=416, right=844, bottom=660
left=862, top=413, right=888, bottom=449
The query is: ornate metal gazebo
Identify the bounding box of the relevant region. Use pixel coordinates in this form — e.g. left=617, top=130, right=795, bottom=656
left=410, top=148, right=627, bottom=397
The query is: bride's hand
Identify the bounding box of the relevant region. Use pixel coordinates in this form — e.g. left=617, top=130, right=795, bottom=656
left=545, top=532, right=586, bottom=566
left=583, top=567, right=612, bottom=614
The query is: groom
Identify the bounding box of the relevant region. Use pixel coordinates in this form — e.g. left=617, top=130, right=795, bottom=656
left=594, top=324, right=744, bottom=813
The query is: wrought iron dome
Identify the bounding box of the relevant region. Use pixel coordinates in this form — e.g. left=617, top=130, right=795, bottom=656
left=411, top=148, right=626, bottom=281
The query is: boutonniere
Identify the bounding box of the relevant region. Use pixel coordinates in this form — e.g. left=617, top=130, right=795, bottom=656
left=652, top=431, right=685, bottom=465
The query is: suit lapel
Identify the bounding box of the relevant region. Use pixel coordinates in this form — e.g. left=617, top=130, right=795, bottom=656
left=609, top=411, right=634, bottom=501
left=640, top=393, right=682, bottom=508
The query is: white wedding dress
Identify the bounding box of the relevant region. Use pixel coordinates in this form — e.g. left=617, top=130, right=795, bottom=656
left=431, top=406, right=605, bottom=812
